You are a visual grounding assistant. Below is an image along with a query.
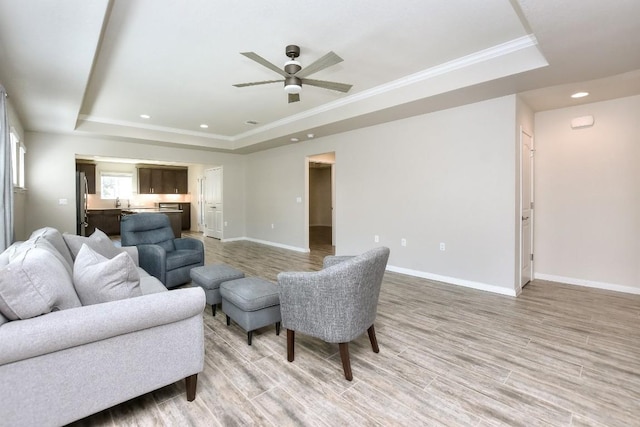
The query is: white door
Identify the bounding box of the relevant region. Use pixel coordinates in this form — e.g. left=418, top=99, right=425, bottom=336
left=204, top=167, right=223, bottom=239
left=520, top=129, right=534, bottom=288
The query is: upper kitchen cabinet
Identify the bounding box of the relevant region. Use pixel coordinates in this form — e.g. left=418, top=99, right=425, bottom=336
left=76, top=162, right=96, bottom=194
left=162, top=168, right=188, bottom=194
left=138, top=166, right=188, bottom=194
left=137, top=167, right=163, bottom=194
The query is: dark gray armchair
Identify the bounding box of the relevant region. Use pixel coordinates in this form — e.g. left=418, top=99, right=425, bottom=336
left=120, top=213, right=204, bottom=289
left=277, top=246, right=390, bottom=381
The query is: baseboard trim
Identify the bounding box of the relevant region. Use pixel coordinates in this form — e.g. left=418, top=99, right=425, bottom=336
left=534, top=273, right=640, bottom=295
left=387, top=265, right=518, bottom=297
left=222, top=236, right=310, bottom=253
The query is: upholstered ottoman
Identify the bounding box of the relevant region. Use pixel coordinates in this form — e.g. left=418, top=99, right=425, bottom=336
left=190, top=264, right=245, bottom=316
left=220, top=277, right=281, bottom=345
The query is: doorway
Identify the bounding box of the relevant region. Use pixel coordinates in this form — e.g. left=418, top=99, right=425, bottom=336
left=520, top=128, right=534, bottom=289
left=307, top=152, right=335, bottom=250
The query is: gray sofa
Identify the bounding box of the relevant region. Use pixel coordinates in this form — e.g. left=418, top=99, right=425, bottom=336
left=0, top=227, right=206, bottom=426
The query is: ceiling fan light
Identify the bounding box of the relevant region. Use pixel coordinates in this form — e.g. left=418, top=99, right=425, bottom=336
left=284, top=76, right=302, bottom=94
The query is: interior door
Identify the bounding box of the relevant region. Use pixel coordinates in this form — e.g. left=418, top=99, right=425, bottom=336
left=204, top=167, right=222, bottom=239
left=520, top=129, right=534, bottom=288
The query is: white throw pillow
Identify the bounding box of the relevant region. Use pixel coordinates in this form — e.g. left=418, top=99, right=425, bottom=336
left=73, top=244, right=142, bottom=306
left=63, top=228, right=122, bottom=261
left=0, top=247, right=82, bottom=320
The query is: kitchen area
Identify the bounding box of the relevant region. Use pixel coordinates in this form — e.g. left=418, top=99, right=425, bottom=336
left=76, top=160, right=193, bottom=238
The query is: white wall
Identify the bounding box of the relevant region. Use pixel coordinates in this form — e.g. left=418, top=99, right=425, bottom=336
left=24, top=132, right=245, bottom=238
left=534, top=95, right=640, bottom=293
left=22, top=94, right=530, bottom=295
left=246, top=95, right=521, bottom=294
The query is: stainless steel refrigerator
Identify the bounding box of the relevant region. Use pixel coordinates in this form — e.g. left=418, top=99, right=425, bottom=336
left=76, top=171, right=88, bottom=236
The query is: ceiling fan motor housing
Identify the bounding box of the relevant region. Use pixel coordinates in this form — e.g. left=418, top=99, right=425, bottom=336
left=284, top=45, right=302, bottom=74
left=284, top=61, right=301, bottom=74
left=285, top=44, right=300, bottom=58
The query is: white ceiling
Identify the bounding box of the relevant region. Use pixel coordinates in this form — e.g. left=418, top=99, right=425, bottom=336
left=1, top=0, right=639, bottom=154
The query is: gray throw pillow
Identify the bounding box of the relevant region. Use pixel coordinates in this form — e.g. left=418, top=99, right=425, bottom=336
left=0, top=246, right=82, bottom=320
left=73, top=244, right=142, bottom=306
left=63, top=228, right=122, bottom=261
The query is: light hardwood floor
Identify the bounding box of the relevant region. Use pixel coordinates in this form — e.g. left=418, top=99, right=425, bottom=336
left=70, top=233, right=640, bottom=426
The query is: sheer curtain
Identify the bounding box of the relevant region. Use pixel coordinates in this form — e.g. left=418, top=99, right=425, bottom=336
left=0, top=85, right=14, bottom=250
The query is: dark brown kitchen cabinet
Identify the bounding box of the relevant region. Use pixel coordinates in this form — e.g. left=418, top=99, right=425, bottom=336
left=87, top=209, right=121, bottom=236
left=138, top=167, right=187, bottom=194
left=161, top=169, right=188, bottom=194
left=138, top=168, right=151, bottom=194
left=180, top=203, right=191, bottom=230
left=76, top=162, right=96, bottom=194
left=161, top=169, right=177, bottom=194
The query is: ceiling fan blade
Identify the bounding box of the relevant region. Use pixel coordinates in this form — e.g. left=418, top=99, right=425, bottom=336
left=296, top=51, right=343, bottom=78
left=233, top=79, right=284, bottom=88
left=240, top=52, right=288, bottom=78
left=301, top=78, right=352, bottom=93
left=288, top=93, right=300, bottom=103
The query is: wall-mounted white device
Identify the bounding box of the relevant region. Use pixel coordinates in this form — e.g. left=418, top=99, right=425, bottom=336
left=570, top=115, right=594, bottom=129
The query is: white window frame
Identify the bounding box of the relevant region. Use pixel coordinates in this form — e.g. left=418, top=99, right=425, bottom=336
left=10, top=128, right=25, bottom=189
left=100, top=172, right=133, bottom=199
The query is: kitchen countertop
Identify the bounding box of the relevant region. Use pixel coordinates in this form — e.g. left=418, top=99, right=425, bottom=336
left=87, top=208, right=122, bottom=212
left=121, top=208, right=183, bottom=214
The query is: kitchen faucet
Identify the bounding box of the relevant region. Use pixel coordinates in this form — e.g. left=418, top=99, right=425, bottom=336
left=115, top=197, right=121, bottom=208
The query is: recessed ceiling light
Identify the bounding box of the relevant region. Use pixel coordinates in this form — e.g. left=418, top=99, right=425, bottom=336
left=571, top=92, right=589, bottom=99
left=290, top=137, right=299, bottom=142
left=307, top=133, right=315, bottom=139
left=200, top=124, right=209, bottom=129
left=140, top=114, right=151, bottom=119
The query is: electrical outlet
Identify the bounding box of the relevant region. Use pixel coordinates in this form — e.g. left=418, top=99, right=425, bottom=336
left=58, top=198, right=68, bottom=205
left=224, top=221, right=228, bottom=227
left=374, top=235, right=379, bottom=243
left=401, top=238, right=407, bottom=247
left=271, top=223, right=275, bottom=229
left=440, top=242, right=446, bottom=251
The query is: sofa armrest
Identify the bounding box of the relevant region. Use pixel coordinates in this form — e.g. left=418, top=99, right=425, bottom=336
left=119, top=245, right=139, bottom=266
left=174, top=238, right=204, bottom=252
left=137, top=244, right=166, bottom=282
left=0, top=287, right=205, bottom=365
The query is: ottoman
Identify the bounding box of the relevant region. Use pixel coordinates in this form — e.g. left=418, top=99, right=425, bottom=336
left=190, top=264, right=245, bottom=316
left=220, top=277, right=281, bottom=345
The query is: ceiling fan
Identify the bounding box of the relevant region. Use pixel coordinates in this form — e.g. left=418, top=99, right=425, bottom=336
left=233, top=45, right=352, bottom=103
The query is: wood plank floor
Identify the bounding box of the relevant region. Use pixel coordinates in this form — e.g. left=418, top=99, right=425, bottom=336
left=69, top=233, right=640, bottom=426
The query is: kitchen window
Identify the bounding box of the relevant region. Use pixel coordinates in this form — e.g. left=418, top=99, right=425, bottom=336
left=101, top=172, right=133, bottom=199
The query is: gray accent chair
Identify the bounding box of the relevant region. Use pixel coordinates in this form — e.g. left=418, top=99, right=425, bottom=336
left=277, top=246, right=390, bottom=381
left=121, top=213, right=204, bottom=288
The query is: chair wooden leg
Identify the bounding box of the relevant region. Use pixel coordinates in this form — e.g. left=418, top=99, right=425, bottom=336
left=287, top=329, right=295, bottom=362
left=367, top=324, right=380, bottom=353
left=276, top=321, right=281, bottom=335
left=226, top=315, right=230, bottom=326
left=247, top=330, right=253, bottom=346
left=211, top=304, right=216, bottom=316
left=185, top=374, right=197, bottom=401
left=339, top=343, right=353, bottom=381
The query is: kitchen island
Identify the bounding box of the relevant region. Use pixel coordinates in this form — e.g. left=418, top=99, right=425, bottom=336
left=121, top=209, right=183, bottom=238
